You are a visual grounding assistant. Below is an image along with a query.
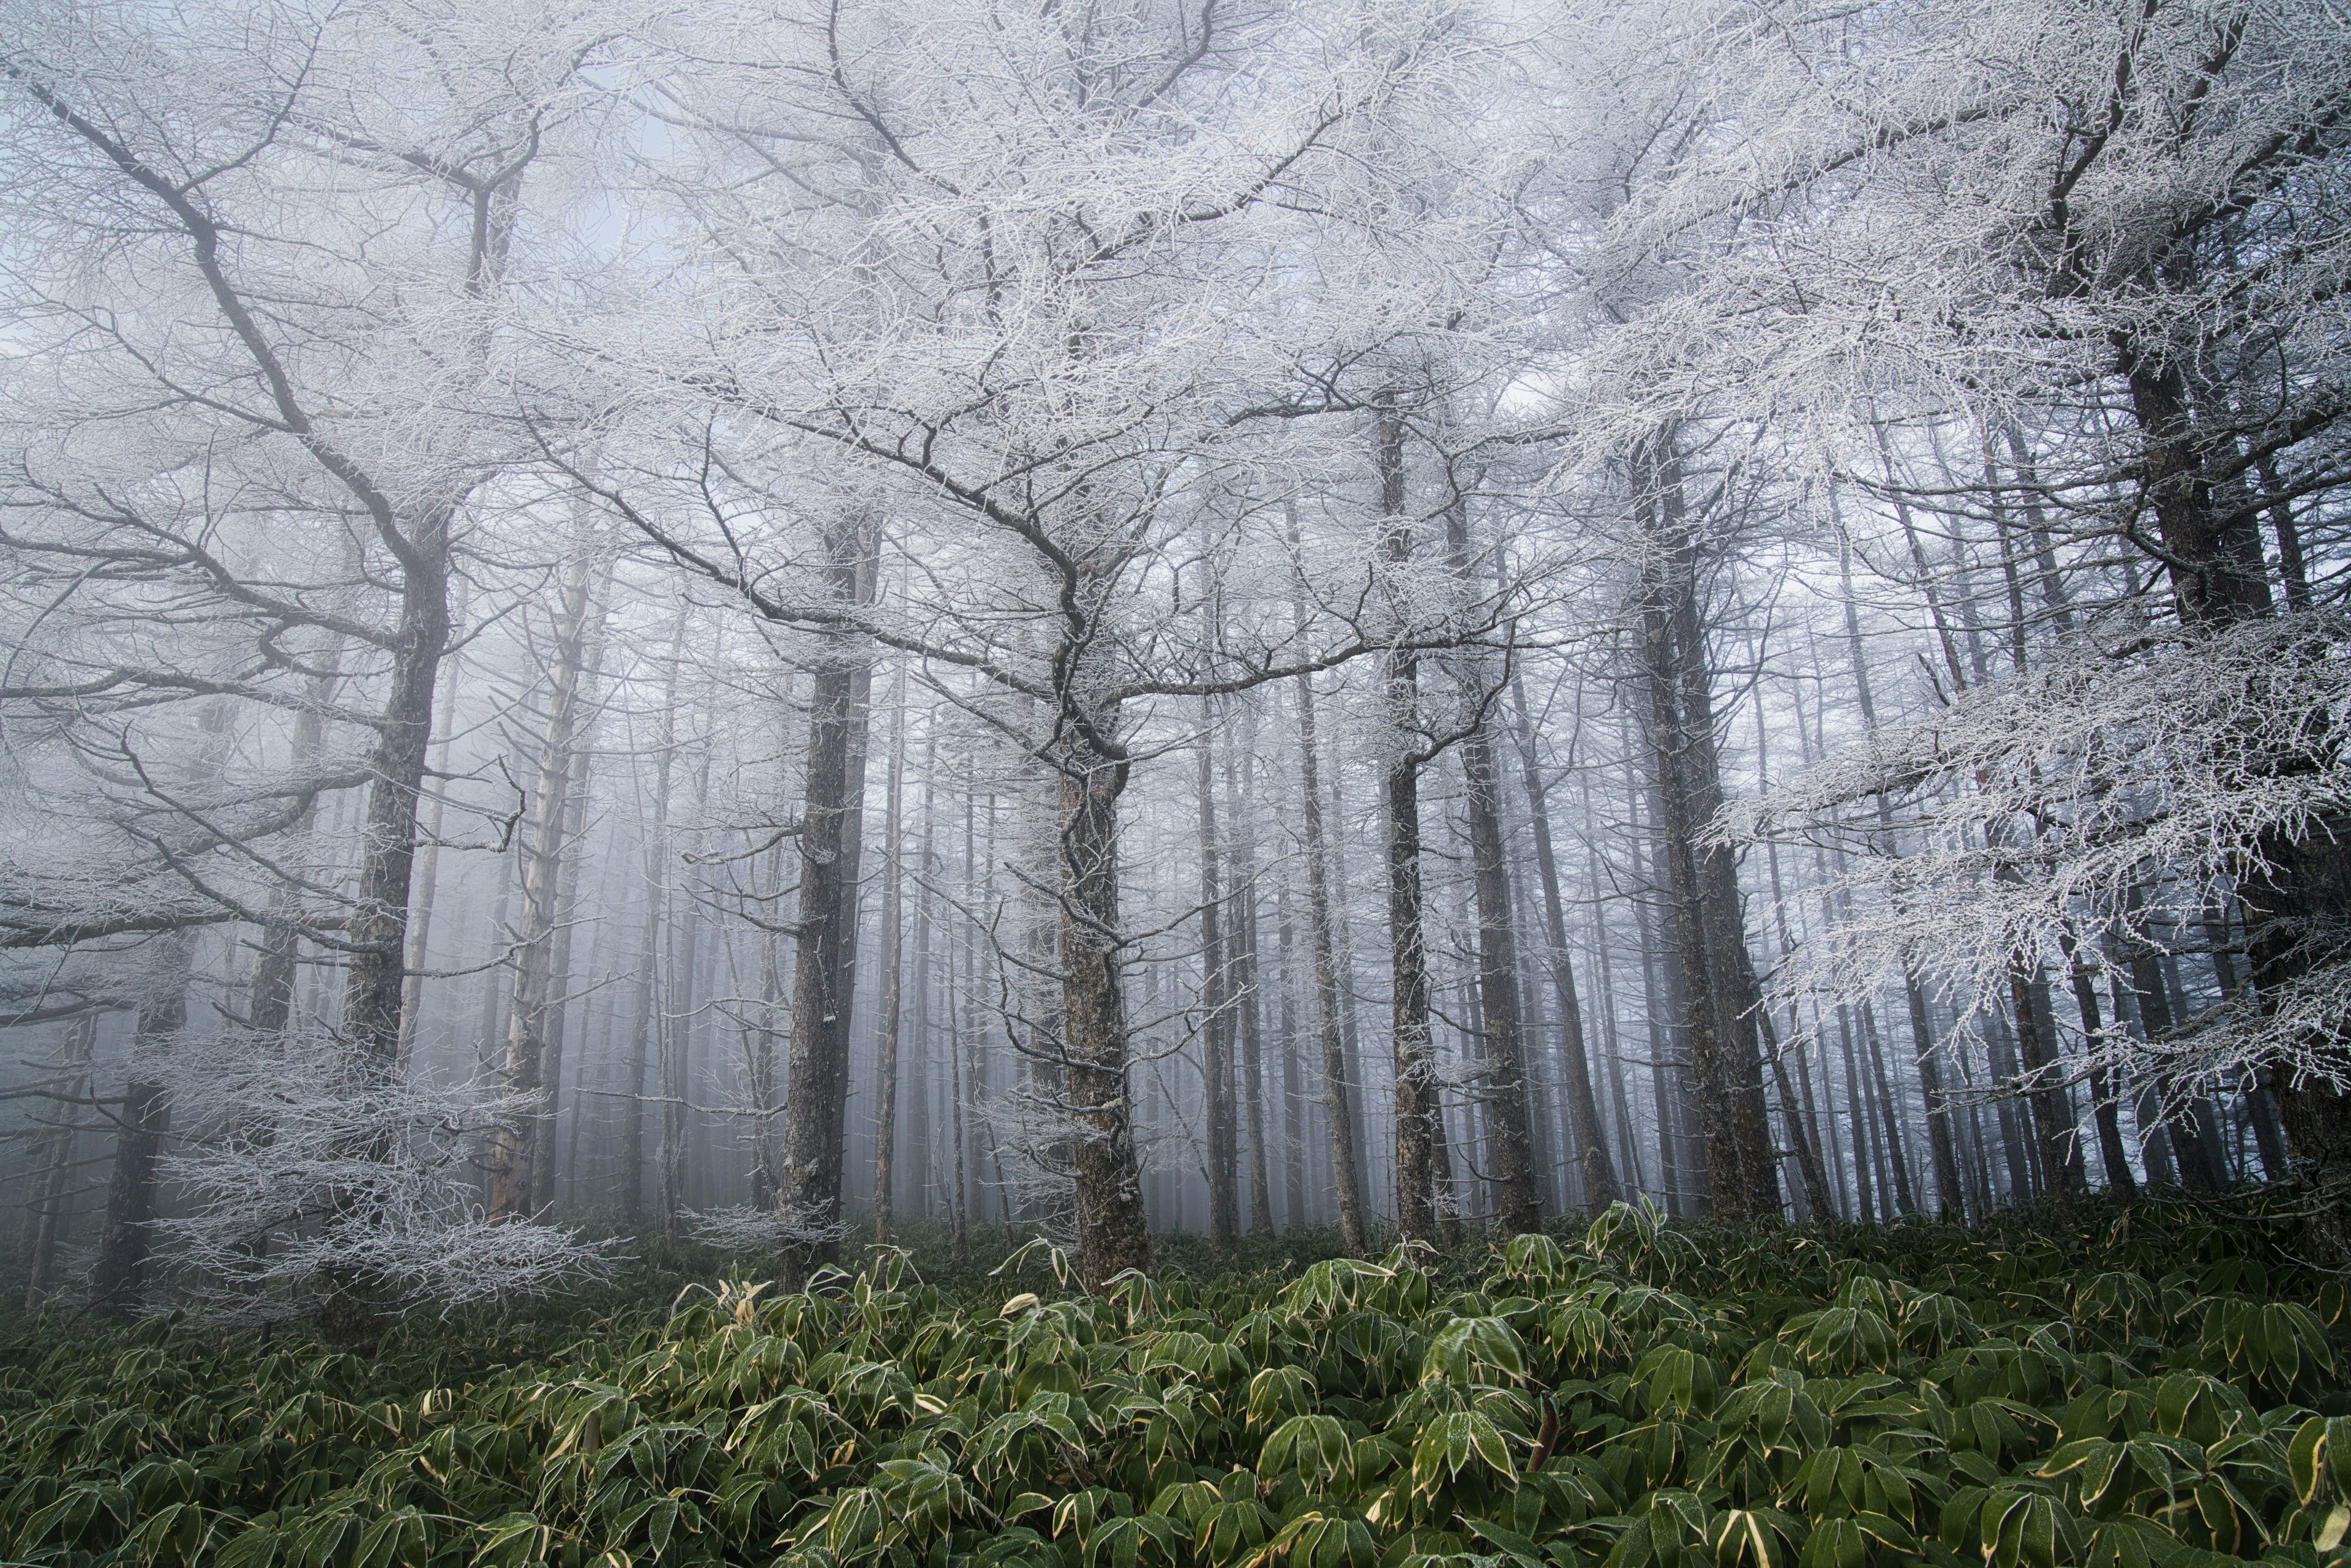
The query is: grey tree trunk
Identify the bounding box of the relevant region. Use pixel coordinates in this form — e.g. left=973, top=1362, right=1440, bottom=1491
left=1508, top=674, right=1621, bottom=1210
left=1635, top=434, right=1779, bottom=1224
left=24, top=1012, right=98, bottom=1310
left=1197, top=714, right=1239, bottom=1251
left=490, top=543, right=601, bottom=1220
left=92, top=964, right=184, bottom=1317
left=1224, top=727, right=1275, bottom=1236
left=1056, top=734, right=1153, bottom=1288
left=777, top=522, right=877, bottom=1286
left=622, top=602, right=690, bottom=1222
left=873, top=667, right=909, bottom=1247
left=1375, top=407, right=1442, bottom=1246
left=1291, top=640, right=1370, bottom=1255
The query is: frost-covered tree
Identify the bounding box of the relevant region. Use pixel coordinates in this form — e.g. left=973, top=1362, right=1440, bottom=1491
left=0, top=0, right=617, bottom=1327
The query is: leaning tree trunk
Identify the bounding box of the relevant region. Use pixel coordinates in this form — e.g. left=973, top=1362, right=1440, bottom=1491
left=777, top=522, right=876, bottom=1288
left=489, top=544, right=601, bottom=1221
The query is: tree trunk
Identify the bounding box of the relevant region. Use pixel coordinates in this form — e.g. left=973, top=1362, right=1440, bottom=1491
left=776, top=521, right=877, bottom=1287
left=1057, top=735, right=1152, bottom=1288
left=1509, top=673, right=1620, bottom=1209
left=623, top=604, right=691, bottom=1223
left=2009, top=958, right=2082, bottom=1215
left=24, top=1012, right=98, bottom=1310
left=1224, top=727, right=1275, bottom=1237
left=396, top=574, right=467, bottom=1067
left=1376, top=405, right=1442, bottom=1246
left=2060, top=929, right=2137, bottom=1199
left=1461, top=702, right=1540, bottom=1236
left=1636, top=434, right=1777, bottom=1223
left=318, top=502, right=452, bottom=1342
left=1300, top=713, right=1367, bottom=1245
left=1289, top=523, right=1370, bottom=1255
left=93, top=966, right=184, bottom=1318
left=873, top=666, right=909, bottom=1248
left=1278, top=896, right=1307, bottom=1230
left=490, top=544, right=600, bottom=1220
left=1445, top=506, right=1539, bottom=1237
left=339, top=506, right=453, bottom=1071
left=1197, top=713, right=1239, bottom=1252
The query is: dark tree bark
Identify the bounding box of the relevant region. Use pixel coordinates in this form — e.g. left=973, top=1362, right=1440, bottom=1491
left=1444, top=506, right=1540, bottom=1237
left=1508, top=673, right=1621, bottom=1210
left=1057, top=737, right=1152, bottom=1287
left=776, top=521, right=877, bottom=1287
left=1375, top=405, right=1443, bottom=1245
left=2061, top=929, right=2137, bottom=1199
left=1461, top=686, right=1541, bottom=1236
left=1634, top=433, right=1780, bottom=1224
left=92, top=970, right=183, bottom=1317
left=23, top=1012, right=98, bottom=1310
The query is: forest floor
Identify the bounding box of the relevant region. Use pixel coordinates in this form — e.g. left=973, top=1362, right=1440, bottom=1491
left=2, top=1191, right=2345, bottom=1568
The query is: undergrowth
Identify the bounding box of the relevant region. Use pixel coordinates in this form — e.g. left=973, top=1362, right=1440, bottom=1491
left=4, top=1193, right=2350, bottom=1568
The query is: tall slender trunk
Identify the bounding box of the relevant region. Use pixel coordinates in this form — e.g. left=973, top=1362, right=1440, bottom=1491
left=93, top=955, right=185, bottom=1317
left=24, top=1012, right=98, bottom=1309
left=1056, top=732, right=1152, bottom=1286
left=1445, top=508, right=1539, bottom=1236
left=873, top=666, right=909, bottom=1247
left=396, top=576, right=467, bottom=1067
left=777, top=521, right=877, bottom=1286
left=1461, top=700, right=1540, bottom=1234
left=1289, top=519, right=1369, bottom=1255
left=2060, top=929, right=2137, bottom=1199
left=1835, top=525, right=1966, bottom=1213
left=340, top=507, right=454, bottom=1073
left=1277, top=894, right=1307, bottom=1231
left=909, top=736, right=937, bottom=1218
left=1224, top=726, right=1275, bottom=1236
left=1859, top=1002, right=1919, bottom=1214
left=623, top=604, right=691, bottom=1222
left=253, top=628, right=353, bottom=1038
left=1636, top=435, right=1776, bottom=1223
left=1375, top=405, right=1442, bottom=1245
left=659, top=753, right=711, bottom=1238
left=490, top=544, right=601, bottom=1220
left=2009, top=958, right=2082, bottom=1215
left=535, top=576, right=612, bottom=1215
left=1509, top=674, right=1620, bottom=1209
left=1198, top=712, right=1238, bottom=1251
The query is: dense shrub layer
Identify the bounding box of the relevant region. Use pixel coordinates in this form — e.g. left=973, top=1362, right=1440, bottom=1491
left=4, top=1197, right=2349, bottom=1568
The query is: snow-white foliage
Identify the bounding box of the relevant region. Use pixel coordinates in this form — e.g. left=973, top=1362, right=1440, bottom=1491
left=154, top=1029, right=612, bottom=1321
left=1721, top=609, right=2351, bottom=1105
left=684, top=1204, right=846, bottom=1254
